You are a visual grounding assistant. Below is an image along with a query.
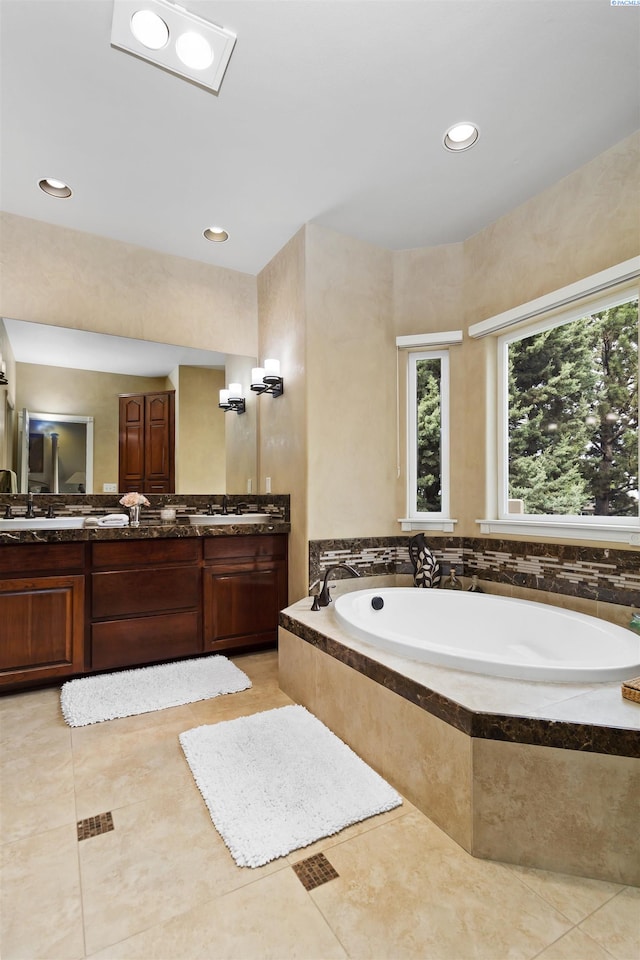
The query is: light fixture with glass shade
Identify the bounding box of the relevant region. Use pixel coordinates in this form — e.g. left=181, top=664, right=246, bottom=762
left=251, top=358, right=284, bottom=398
left=218, top=382, right=245, bottom=414
left=111, top=0, right=237, bottom=94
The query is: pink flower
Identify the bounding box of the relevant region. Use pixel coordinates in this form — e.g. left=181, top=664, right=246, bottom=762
left=119, top=492, right=150, bottom=508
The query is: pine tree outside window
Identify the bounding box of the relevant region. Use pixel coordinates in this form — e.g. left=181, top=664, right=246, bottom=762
left=498, top=292, right=639, bottom=526
left=407, top=350, right=450, bottom=520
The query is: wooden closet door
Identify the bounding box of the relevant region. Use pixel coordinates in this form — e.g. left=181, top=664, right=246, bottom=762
left=118, top=391, right=175, bottom=493
left=118, top=395, right=145, bottom=492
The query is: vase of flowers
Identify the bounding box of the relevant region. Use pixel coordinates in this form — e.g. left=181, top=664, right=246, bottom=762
left=119, top=492, right=150, bottom=527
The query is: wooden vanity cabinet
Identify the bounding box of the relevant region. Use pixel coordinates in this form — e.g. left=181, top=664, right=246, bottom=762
left=90, top=539, right=202, bottom=670
left=0, top=543, right=85, bottom=688
left=203, top=535, right=287, bottom=653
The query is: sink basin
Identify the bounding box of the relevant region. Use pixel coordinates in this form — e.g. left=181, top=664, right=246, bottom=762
left=188, top=513, right=271, bottom=526
left=0, top=516, right=87, bottom=530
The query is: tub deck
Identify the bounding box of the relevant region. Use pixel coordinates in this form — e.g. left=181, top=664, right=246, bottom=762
left=279, top=596, right=640, bottom=885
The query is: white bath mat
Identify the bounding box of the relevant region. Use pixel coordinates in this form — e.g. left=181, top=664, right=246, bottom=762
left=60, top=656, right=251, bottom=727
left=179, top=704, right=402, bottom=867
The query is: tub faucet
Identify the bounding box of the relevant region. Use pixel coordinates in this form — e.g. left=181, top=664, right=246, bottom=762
left=314, top=563, right=360, bottom=609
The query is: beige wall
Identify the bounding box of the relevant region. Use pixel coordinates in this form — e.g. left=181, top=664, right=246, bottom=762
left=305, top=224, right=396, bottom=540
left=224, top=353, right=258, bottom=496
left=0, top=213, right=258, bottom=357
left=175, top=366, right=226, bottom=494
left=393, top=130, right=640, bottom=540
left=257, top=229, right=307, bottom=602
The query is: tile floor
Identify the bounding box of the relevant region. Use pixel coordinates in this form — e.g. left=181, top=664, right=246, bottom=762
left=1, top=649, right=638, bottom=960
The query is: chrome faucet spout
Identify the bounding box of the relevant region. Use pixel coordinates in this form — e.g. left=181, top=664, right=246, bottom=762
left=25, top=493, right=36, bottom=519
left=315, top=563, right=360, bottom=608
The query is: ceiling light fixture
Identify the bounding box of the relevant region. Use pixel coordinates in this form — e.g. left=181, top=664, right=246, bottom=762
left=130, top=9, right=168, bottom=49
left=443, top=122, right=479, bottom=152
left=38, top=178, right=73, bottom=198
left=204, top=227, right=229, bottom=243
left=111, top=0, right=236, bottom=94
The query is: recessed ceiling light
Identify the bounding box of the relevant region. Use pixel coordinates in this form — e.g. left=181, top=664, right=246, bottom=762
left=443, top=122, right=479, bottom=152
left=130, top=9, right=169, bottom=50
left=111, top=0, right=236, bottom=94
left=38, top=178, right=72, bottom=198
left=204, top=227, right=229, bottom=242
left=175, top=31, right=214, bottom=70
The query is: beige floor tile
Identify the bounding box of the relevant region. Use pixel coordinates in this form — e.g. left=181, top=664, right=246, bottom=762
left=507, top=863, right=625, bottom=924
left=86, top=866, right=347, bottom=960
left=286, top=799, right=417, bottom=864
left=535, top=927, right=618, bottom=960
left=79, top=789, right=284, bottom=956
left=579, top=887, right=640, bottom=960
left=185, top=684, right=293, bottom=724
left=309, top=809, right=572, bottom=960
left=1, top=743, right=77, bottom=842
left=0, top=684, right=71, bottom=753
left=72, top=712, right=199, bottom=819
left=1, top=823, right=84, bottom=960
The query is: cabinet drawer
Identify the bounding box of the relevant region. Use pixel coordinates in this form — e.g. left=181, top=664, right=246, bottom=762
left=91, top=611, right=201, bottom=670
left=92, top=538, right=200, bottom=570
left=92, top=566, right=200, bottom=619
left=203, top=534, right=286, bottom=563
left=0, top=543, right=85, bottom=576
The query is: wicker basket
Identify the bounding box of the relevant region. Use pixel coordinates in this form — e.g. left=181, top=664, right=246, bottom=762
left=621, top=677, right=640, bottom=703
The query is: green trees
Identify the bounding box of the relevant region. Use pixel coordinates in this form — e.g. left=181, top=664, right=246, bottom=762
left=416, top=357, right=442, bottom=512
left=507, top=298, right=638, bottom=517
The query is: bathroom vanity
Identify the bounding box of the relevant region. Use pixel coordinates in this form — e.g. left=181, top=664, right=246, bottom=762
left=0, top=511, right=289, bottom=690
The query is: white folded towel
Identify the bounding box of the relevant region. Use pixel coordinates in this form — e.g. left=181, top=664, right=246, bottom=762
left=96, top=514, right=130, bottom=527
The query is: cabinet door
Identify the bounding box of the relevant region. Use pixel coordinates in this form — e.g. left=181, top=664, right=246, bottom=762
left=145, top=392, right=174, bottom=487
left=0, top=575, right=85, bottom=686
left=203, top=563, right=285, bottom=651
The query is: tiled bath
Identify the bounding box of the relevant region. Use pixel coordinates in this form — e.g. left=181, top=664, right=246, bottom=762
left=279, top=591, right=640, bottom=886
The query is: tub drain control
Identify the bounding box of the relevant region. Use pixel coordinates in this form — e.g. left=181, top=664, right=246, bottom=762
left=371, top=596, right=384, bottom=611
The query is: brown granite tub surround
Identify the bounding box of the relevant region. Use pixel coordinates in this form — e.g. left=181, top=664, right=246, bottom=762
left=279, top=597, right=640, bottom=884
left=0, top=493, right=290, bottom=543
left=280, top=600, right=640, bottom=759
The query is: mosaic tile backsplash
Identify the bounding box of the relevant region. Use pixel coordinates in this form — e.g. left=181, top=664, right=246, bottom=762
left=309, top=537, right=640, bottom=609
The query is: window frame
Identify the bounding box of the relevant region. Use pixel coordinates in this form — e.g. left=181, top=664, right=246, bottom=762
left=494, top=283, right=639, bottom=540
left=404, top=348, right=452, bottom=529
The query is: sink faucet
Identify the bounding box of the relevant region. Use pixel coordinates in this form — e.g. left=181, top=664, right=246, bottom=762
left=2, top=503, right=12, bottom=519
left=25, top=493, right=36, bottom=518
left=313, top=563, right=360, bottom=609
left=221, top=494, right=228, bottom=516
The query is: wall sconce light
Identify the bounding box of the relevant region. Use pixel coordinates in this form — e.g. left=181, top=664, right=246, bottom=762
left=251, top=359, right=284, bottom=398
left=219, top=382, right=245, bottom=414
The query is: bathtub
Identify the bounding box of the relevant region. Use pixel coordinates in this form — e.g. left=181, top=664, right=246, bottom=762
left=333, top=587, right=640, bottom=682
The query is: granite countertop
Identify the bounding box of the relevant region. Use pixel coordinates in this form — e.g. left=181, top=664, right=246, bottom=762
left=280, top=596, right=640, bottom=758
left=0, top=518, right=290, bottom=545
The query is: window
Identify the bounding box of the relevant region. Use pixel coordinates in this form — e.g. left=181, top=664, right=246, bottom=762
left=406, top=349, right=451, bottom=524
left=497, top=290, right=639, bottom=528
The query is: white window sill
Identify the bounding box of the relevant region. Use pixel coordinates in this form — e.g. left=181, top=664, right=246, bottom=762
left=398, top=518, right=458, bottom=532
left=477, top=519, right=640, bottom=546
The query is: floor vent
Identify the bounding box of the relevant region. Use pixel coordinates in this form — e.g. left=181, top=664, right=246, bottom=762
left=292, top=852, right=339, bottom=890
left=77, top=811, right=114, bottom=841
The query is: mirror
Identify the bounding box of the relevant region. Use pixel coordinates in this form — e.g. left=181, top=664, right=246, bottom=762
left=19, top=410, right=94, bottom=495
left=3, top=319, right=257, bottom=494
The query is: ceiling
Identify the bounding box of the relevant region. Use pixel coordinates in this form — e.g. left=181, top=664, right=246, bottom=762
left=1, top=0, right=639, bottom=277
left=3, top=318, right=227, bottom=376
